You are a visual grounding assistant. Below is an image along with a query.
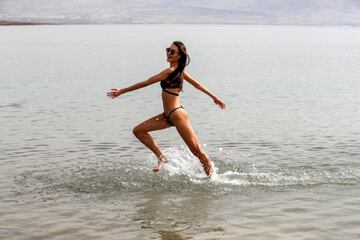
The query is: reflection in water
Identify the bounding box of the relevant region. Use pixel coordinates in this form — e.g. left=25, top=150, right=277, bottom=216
left=133, top=193, right=215, bottom=239
left=158, top=230, right=188, bottom=240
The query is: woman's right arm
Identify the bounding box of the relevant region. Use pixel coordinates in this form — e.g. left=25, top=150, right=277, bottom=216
left=107, top=68, right=172, bottom=99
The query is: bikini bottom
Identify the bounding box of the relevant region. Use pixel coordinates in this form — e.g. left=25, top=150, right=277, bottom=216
left=163, top=106, right=183, bottom=126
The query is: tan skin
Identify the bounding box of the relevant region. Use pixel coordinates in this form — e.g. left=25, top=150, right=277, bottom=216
left=107, top=43, right=226, bottom=176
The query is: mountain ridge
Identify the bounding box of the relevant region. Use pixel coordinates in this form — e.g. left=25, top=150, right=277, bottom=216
left=1, top=0, right=359, bottom=26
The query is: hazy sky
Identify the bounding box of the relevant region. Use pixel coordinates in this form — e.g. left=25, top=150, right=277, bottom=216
left=1, top=0, right=360, bottom=25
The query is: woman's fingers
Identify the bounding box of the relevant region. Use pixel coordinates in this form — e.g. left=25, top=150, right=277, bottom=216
left=214, top=98, right=226, bottom=109
left=106, top=89, right=120, bottom=99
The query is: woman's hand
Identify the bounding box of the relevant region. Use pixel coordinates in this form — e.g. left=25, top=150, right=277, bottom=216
left=213, top=97, right=226, bottom=109
left=107, top=88, right=123, bottom=99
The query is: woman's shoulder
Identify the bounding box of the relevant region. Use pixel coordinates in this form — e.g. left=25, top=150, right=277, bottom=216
left=156, top=68, right=174, bottom=79
left=161, top=67, right=176, bottom=75
left=162, top=67, right=178, bottom=79
left=182, top=70, right=190, bottom=78
left=168, top=67, right=177, bottom=73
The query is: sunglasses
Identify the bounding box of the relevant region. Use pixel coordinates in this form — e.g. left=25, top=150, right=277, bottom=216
left=166, top=48, right=178, bottom=55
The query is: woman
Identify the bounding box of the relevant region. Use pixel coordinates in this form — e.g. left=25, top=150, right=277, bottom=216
left=107, top=41, right=225, bottom=176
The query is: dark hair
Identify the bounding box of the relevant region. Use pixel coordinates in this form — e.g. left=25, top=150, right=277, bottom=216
left=167, top=41, right=190, bottom=89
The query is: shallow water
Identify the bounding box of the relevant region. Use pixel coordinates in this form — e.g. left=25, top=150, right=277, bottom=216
left=1, top=24, right=360, bottom=239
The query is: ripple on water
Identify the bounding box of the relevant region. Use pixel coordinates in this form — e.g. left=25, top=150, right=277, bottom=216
left=89, top=142, right=118, bottom=151
left=0, top=103, right=22, bottom=109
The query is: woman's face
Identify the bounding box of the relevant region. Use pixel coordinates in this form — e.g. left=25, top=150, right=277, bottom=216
left=166, top=44, right=181, bottom=63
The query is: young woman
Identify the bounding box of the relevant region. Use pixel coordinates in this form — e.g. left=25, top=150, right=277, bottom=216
left=107, top=41, right=225, bottom=176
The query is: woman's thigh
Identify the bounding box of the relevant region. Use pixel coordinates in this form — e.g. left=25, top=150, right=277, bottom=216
left=172, top=111, right=200, bottom=149
left=134, top=113, right=172, bottom=132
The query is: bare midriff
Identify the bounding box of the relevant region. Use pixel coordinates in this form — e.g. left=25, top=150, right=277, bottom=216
left=161, top=88, right=182, bottom=115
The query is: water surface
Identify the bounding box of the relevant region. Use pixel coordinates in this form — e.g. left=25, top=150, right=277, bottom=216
left=1, top=24, right=360, bottom=239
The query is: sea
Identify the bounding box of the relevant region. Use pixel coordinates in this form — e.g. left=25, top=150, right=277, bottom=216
left=0, top=24, right=360, bottom=240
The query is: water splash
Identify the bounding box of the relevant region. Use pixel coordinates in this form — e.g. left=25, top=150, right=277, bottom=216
left=147, top=146, right=360, bottom=188
left=13, top=146, right=360, bottom=198
left=159, top=146, right=206, bottom=177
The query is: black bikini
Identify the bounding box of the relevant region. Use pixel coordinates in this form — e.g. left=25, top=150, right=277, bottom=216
left=160, top=73, right=184, bottom=126
left=160, top=73, right=183, bottom=96
left=163, top=106, right=183, bottom=126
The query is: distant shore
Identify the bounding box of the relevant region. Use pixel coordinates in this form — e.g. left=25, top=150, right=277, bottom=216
left=0, top=20, right=358, bottom=27
left=0, top=21, right=45, bottom=26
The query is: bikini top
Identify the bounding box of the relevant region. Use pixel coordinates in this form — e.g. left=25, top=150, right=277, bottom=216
left=160, top=73, right=183, bottom=96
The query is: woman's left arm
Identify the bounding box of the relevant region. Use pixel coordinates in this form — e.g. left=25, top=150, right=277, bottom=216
left=183, top=71, right=226, bottom=109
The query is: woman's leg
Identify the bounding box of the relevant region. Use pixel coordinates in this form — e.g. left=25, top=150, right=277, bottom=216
left=132, top=113, right=172, bottom=171
left=172, top=110, right=214, bottom=176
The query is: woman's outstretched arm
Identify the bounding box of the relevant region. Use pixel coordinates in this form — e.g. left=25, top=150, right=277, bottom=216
left=107, top=68, right=172, bottom=99
left=183, top=71, right=226, bottom=109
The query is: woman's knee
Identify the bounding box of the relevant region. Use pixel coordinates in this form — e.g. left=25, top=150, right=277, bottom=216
left=132, top=126, right=145, bottom=138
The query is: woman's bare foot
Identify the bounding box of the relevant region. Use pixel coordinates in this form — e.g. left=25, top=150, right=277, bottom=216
left=203, top=160, right=214, bottom=177
left=152, top=154, right=169, bottom=172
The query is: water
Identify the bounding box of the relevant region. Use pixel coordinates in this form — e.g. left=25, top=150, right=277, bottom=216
left=1, top=24, right=360, bottom=239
